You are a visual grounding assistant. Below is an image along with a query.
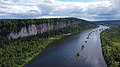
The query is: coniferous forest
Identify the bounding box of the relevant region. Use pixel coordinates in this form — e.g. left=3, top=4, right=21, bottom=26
left=0, top=18, right=97, bottom=67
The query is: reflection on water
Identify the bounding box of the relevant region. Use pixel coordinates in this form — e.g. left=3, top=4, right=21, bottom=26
left=24, top=25, right=109, bottom=67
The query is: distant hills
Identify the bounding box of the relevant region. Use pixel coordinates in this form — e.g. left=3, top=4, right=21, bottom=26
left=92, top=20, right=120, bottom=27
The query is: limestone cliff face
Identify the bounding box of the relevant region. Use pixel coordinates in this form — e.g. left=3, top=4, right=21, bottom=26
left=8, top=24, right=37, bottom=39
left=7, top=21, right=81, bottom=39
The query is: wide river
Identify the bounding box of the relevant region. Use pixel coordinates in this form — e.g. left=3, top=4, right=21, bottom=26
left=24, top=25, right=109, bottom=67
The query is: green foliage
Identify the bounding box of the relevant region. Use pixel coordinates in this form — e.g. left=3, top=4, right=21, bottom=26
left=101, top=27, right=120, bottom=67
left=0, top=18, right=97, bottom=67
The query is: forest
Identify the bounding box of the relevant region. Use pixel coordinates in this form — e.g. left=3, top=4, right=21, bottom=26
left=0, top=18, right=97, bottom=67
left=101, top=26, right=120, bottom=67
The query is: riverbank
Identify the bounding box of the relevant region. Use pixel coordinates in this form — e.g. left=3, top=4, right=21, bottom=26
left=100, top=27, right=120, bottom=67
left=22, top=34, right=67, bottom=67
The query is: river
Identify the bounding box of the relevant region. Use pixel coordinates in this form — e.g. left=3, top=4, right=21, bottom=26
left=24, top=25, right=109, bottom=67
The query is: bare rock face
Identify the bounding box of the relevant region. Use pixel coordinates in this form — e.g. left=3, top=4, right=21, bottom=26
left=8, top=24, right=37, bottom=39
left=28, top=24, right=37, bottom=36
left=7, top=21, right=81, bottom=39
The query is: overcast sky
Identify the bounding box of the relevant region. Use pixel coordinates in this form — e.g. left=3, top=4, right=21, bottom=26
left=0, top=0, right=120, bottom=21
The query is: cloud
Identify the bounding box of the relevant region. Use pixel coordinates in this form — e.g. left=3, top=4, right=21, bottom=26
left=0, top=0, right=120, bottom=21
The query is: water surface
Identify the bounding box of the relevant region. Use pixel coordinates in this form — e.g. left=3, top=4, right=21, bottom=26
left=24, top=26, right=108, bottom=67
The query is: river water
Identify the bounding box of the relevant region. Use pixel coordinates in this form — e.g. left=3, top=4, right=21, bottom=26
left=24, top=25, right=109, bottom=67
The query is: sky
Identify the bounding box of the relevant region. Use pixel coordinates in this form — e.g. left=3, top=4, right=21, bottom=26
left=61, top=0, right=96, bottom=2
left=0, top=0, right=120, bottom=21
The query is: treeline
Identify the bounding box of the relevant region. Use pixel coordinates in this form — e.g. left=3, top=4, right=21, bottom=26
left=0, top=18, right=97, bottom=67
left=101, top=27, right=120, bottom=67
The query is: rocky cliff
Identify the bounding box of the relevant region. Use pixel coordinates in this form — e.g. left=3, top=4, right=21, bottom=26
left=7, top=20, right=81, bottom=39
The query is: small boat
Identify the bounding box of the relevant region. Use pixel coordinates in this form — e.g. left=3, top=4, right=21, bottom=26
left=75, top=52, right=80, bottom=60
left=85, top=41, right=87, bottom=43
left=87, top=37, right=89, bottom=39
left=81, top=45, right=84, bottom=51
